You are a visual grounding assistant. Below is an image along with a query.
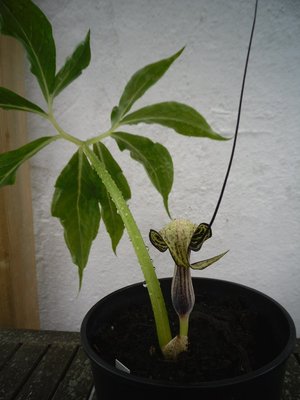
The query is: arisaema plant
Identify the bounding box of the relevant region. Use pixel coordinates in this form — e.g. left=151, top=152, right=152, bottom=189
left=0, top=0, right=256, bottom=360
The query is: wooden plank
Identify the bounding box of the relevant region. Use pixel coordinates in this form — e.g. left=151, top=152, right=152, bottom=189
left=0, top=329, right=81, bottom=345
left=0, top=330, right=94, bottom=399
left=15, top=344, right=77, bottom=400
left=295, top=338, right=300, bottom=355
left=0, top=36, right=40, bottom=329
left=0, top=330, right=298, bottom=400
left=283, top=353, right=300, bottom=400
left=52, top=348, right=94, bottom=400
left=0, top=342, right=47, bottom=400
left=0, top=342, right=20, bottom=370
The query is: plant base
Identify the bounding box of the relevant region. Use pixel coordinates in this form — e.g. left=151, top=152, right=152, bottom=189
left=81, top=278, right=295, bottom=400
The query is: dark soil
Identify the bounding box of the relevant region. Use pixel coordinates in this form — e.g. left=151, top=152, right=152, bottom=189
left=92, top=291, right=273, bottom=383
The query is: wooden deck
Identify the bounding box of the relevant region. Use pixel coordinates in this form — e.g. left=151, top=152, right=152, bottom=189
left=0, top=329, right=299, bottom=400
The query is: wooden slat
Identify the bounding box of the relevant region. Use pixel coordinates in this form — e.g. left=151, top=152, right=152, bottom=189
left=0, top=329, right=81, bottom=345
left=52, top=348, right=94, bottom=400
left=0, top=330, right=298, bottom=400
left=15, top=344, right=77, bottom=400
left=283, top=353, right=300, bottom=400
left=295, top=339, right=300, bottom=355
left=0, top=342, right=47, bottom=400
left=0, top=36, right=39, bottom=329
left=0, top=342, right=20, bottom=370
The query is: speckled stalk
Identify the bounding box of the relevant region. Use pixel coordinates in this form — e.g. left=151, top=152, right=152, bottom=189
left=83, top=144, right=172, bottom=350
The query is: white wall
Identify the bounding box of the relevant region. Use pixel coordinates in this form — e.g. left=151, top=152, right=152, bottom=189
left=26, top=0, right=300, bottom=334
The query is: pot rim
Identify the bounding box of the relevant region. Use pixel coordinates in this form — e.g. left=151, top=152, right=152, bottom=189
left=80, top=277, right=296, bottom=389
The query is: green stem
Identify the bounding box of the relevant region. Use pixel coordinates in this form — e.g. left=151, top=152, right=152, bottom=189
left=45, top=108, right=172, bottom=350
left=85, top=130, right=113, bottom=145
left=47, top=111, right=83, bottom=146
left=179, top=315, right=190, bottom=337
left=83, top=144, right=172, bottom=350
left=85, top=120, right=121, bottom=145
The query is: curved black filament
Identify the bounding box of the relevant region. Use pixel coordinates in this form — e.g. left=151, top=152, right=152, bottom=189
left=209, top=0, right=258, bottom=228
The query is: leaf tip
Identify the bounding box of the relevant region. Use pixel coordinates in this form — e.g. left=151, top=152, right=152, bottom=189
left=173, top=46, right=185, bottom=61
left=164, top=197, right=172, bottom=220
left=180, top=45, right=186, bottom=54
left=112, top=242, right=118, bottom=256
left=86, top=29, right=91, bottom=44
left=212, top=131, right=231, bottom=141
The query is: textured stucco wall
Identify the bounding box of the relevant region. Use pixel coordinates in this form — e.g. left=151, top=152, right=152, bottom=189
left=26, top=0, right=300, bottom=333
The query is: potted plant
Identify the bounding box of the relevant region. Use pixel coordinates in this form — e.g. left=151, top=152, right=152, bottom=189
left=0, top=1, right=295, bottom=399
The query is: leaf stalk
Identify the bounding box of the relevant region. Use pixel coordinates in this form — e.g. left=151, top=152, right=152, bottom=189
left=83, top=144, right=172, bottom=350
left=47, top=110, right=83, bottom=146
left=85, top=129, right=115, bottom=145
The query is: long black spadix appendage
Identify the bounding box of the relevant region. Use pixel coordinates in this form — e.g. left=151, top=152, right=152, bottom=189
left=209, top=0, right=258, bottom=229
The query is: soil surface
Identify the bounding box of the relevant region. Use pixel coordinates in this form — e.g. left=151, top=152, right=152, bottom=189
left=92, top=291, right=273, bottom=383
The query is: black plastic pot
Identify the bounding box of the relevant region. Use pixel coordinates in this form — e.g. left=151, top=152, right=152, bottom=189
left=81, top=278, right=296, bottom=400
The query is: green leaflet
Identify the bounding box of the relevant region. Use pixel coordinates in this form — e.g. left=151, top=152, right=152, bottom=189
left=111, top=48, right=184, bottom=125
left=52, top=31, right=91, bottom=98
left=0, top=87, right=47, bottom=115
left=0, top=0, right=56, bottom=101
left=93, top=142, right=131, bottom=253
left=51, top=150, right=101, bottom=285
left=0, top=136, right=58, bottom=188
left=120, top=101, right=227, bottom=140
left=112, top=132, right=173, bottom=216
